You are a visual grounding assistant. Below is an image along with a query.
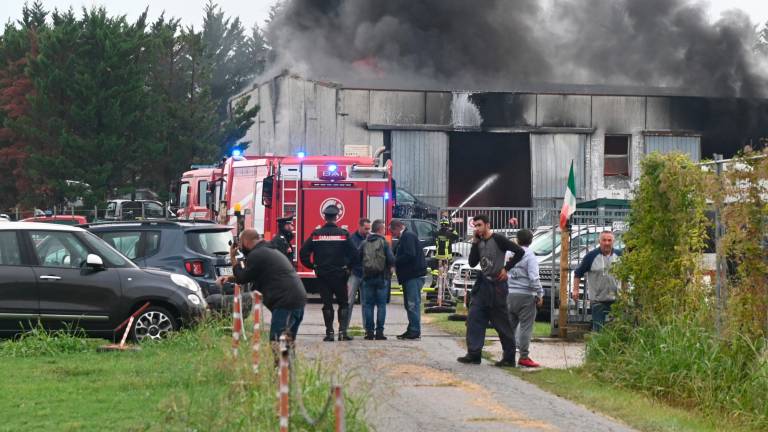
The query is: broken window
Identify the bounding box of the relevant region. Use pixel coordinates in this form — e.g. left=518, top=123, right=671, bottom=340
left=604, top=135, right=630, bottom=177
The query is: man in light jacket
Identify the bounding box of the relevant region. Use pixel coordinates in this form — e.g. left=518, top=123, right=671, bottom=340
left=506, top=229, right=544, bottom=368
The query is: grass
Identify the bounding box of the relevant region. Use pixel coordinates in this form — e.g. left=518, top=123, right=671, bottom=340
left=509, top=367, right=762, bottom=432
left=424, top=303, right=551, bottom=339
left=0, top=318, right=369, bottom=432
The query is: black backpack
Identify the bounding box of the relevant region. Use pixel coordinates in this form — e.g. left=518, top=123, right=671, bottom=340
left=362, top=237, right=387, bottom=275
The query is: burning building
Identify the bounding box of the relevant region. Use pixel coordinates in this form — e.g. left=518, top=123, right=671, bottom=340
left=231, top=0, right=768, bottom=208
left=232, top=73, right=768, bottom=207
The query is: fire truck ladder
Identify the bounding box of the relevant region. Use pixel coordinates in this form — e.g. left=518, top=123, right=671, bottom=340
left=281, top=171, right=299, bottom=262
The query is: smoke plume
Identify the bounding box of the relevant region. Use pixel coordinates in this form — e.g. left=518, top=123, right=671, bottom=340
left=265, top=0, right=768, bottom=97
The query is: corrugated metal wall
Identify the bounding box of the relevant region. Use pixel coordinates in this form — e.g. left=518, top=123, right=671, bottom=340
left=530, top=134, right=587, bottom=199
left=391, top=131, right=449, bottom=207
left=645, top=135, right=701, bottom=161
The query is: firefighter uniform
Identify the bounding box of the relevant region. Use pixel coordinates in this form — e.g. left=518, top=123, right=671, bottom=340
left=299, top=205, right=358, bottom=341
left=271, top=216, right=295, bottom=261
left=429, top=220, right=459, bottom=297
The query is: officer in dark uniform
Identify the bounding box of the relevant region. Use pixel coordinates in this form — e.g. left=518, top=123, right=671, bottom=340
left=299, top=205, right=358, bottom=341
left=271, top=215, right=295, bottom=260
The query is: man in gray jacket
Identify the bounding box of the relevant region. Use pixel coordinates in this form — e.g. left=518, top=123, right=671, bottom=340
left=506, top=229, right=544, bottom=368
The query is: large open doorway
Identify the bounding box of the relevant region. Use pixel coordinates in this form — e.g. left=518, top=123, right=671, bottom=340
left=449, top=133, right=531, bottom=207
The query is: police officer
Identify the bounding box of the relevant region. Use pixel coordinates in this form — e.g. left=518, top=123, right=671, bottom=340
left=299, top=205, right=358, bottom=341
left=271, top=215, right=295, bottom=260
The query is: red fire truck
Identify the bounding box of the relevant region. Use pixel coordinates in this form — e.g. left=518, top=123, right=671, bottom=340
left=177, top=154, right=393, bottom=283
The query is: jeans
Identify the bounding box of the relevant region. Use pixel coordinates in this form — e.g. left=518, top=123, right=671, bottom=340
left=591, top=301, right=614, bottom=332
left=346, top=274, right=363, bottom=329
left=402, top=277, right=425, bottom=335
left=362, top=277, right=388, bottom=333
left=270, top=307, right=304, bottom=341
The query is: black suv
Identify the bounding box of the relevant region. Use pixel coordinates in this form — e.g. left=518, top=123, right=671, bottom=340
left=83, top=220, right=248, bottom=314
left=0, top=222, right=206, bottom=340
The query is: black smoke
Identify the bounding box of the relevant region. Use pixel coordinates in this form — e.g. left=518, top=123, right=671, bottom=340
left=266, top=0, right=768, bottom=97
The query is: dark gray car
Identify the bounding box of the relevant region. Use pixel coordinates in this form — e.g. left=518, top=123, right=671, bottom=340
left=83, top=220, right=249, bottom=315
left=0, top=223, right=207, bottom=340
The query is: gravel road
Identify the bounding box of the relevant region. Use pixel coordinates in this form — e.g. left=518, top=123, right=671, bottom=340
left=271, top=296, right=635, bottom=432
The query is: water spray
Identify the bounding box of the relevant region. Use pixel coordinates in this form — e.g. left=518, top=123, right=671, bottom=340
left=450, top=174, right=499, bottom=217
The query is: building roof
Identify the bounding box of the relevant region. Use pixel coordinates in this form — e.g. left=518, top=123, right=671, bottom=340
left=254, top=70, right=747, bottom=99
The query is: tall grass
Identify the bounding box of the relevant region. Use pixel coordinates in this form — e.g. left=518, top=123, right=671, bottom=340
left=586, top=315, right=768, bottom=429
left=0, top=318, right=370, bottom=431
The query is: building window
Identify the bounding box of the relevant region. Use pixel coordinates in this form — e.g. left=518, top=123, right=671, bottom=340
left=604, top=135, right=630, bottom=177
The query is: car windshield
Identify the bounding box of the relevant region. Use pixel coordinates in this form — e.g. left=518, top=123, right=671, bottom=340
left=186, top=229, right=233, bottom=256
left=396, top=189, right=416, bottom=204
left=530, top=229, right=561, bottom=256
left=77, top=231, right=137, bottom=268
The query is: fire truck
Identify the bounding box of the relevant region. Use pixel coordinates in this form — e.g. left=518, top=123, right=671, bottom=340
left=177, top=153, right=394, bottom=285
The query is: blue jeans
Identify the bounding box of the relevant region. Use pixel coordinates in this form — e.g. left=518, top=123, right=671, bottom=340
left=362, top=277, right=388, bottom=333
left=270, top=307, right=304, bottom=341
left=402, top=277, right=425, bottom=335
left=591, top=301, right=613, bottom=332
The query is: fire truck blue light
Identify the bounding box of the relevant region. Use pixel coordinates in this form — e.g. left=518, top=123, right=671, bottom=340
left=231, top=149, right=242, bottom=157
left=297, top=151, right=306, bottom=158
left=384, top=192, right=390, bottom=200
left=328, top=164, right=337, bottom=172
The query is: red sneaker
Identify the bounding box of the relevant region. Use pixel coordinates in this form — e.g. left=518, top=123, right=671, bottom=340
left=518, top=357, right=540, bottom=368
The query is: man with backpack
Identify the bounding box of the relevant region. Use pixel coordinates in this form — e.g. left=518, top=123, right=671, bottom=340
left=359, top=219, right=396, bottom=340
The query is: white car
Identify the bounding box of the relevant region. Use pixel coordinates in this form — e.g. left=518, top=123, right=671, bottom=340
left=0, top=214, right=11, bottom=223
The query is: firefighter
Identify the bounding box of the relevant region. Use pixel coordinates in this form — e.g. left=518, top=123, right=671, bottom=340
left=271, top=215, right=295, bottom=260
left=428, top=218, right=459, bottom=299
left=299, top=205, right=358, bottom=341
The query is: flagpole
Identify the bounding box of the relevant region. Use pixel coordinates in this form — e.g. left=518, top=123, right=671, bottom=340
left=558, top=225, right=570, bottom=338
left=558, top=160, right=576, bottom=339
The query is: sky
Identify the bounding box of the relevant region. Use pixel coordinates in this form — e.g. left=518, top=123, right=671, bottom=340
left=1, top=0, right=768, bottom=30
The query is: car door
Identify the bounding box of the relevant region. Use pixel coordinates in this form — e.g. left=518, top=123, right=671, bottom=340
left=26, top=230, right=122, bottom=333
left=0, top=230, right=38, bottom=334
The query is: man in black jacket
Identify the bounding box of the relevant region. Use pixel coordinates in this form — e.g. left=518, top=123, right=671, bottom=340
left=300, top=205, right=358, bottom=341
left=457, top=214, right=524, bottom=367
left=390, top=219, right=427, bottom=340
left=217, top=229, right=307, bottom=341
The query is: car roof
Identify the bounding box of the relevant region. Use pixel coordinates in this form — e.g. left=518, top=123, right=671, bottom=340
left=83, top=220, right=230, bottom=230
left=0, top=222, right=85, bottom=232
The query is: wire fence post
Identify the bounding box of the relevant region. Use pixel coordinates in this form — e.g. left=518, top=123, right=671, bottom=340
left=278, top=334, right=290, bottom=432
left=333, top=385, right=345, bottom=432
left=231, top=284, right=242, bottom=358
left=713, top=153, right=725, bottom=337
left=251, top=291, right=262, bottom=374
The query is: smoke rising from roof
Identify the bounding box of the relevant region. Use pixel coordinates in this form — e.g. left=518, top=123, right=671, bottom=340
left=265, top=0, right=768, bottom=97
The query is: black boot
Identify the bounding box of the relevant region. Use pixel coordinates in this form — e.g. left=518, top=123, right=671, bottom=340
left=338, top=306, right=353, bottom=341
left=364, top=331, right=374, bottom=340
left=457, top=353, right=481, bottom=364
left=375, top=330, right=387, bottom=340
left=322, top=307, right=335, bottom=342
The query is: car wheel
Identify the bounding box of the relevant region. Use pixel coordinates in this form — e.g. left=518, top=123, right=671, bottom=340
left=132, top=306, right=178, bottom=341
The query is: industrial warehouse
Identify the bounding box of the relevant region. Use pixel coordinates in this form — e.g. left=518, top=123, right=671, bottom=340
left=233, top=71, right=768, bottom=208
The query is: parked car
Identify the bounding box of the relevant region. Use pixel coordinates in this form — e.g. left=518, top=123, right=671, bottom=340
left=393, top=188, right=439, bottom=220
left=104, top=199, right=174, bottom=221
left=0, top=222, right=206, bottom=340
left=394, top=218, right=440, bottom=250
left=83, top=220, right=247, bottom=315
left=21, top=215, right=89, bottom=225
left=0, top=214, right=10, bottom=223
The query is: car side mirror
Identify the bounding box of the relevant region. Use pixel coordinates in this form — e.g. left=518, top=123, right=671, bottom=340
left=85, top=254, right=105, bottom=270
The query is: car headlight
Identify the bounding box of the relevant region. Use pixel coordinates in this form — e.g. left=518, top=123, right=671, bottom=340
left=171, top=274, right=201, bottom=293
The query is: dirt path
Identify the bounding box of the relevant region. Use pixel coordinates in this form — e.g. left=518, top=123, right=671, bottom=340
left=287, top=298, right=635, bottom=432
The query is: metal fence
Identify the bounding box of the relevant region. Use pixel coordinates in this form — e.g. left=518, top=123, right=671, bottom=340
left=440, top=206, right=630, bottom=336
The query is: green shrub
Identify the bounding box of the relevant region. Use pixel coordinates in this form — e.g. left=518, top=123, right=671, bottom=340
left=0, top=325, right=100, bottom=357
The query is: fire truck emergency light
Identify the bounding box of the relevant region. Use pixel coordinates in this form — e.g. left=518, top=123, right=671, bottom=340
left=328, top=164, right=338, bottom=172
left=297, top=151, right=306, bottom=158
left=384, top=192, right=390, bottom=200
left=231, top=149, right=242, bottom=157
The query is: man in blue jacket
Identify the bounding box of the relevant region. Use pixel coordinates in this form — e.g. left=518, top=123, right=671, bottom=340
left=390, top=219, right=426, bottom=340
left=572, top=230, right=622, bottom=331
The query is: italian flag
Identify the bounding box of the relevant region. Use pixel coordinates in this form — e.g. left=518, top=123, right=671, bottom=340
left=560, top=161, right=576, bottom=229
